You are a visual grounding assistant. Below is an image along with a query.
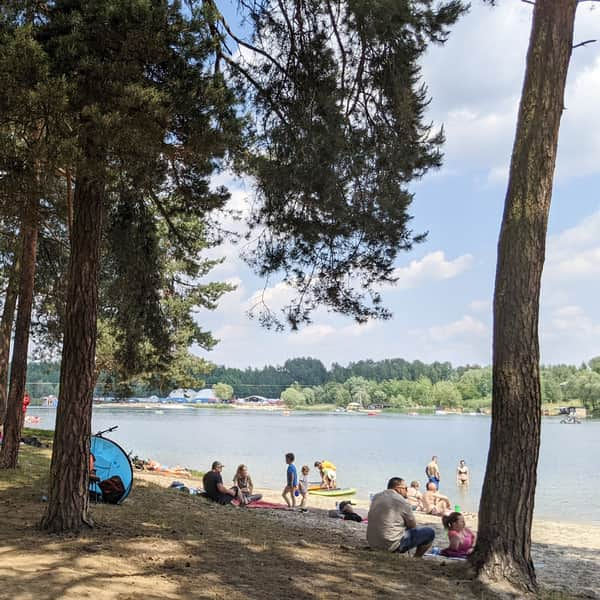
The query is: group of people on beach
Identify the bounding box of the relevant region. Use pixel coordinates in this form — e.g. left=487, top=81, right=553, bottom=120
left=367, top=476, right=476, bottom=558
left=200, top=452, right=476, bottom=559
left=201, top=453, right=337, bottom=509
left=404, top=456, right=470, bottom=515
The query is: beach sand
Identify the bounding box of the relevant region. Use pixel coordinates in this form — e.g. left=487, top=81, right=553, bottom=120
left=1, top=450, right=598, bottom=600
left=137, top=471, right=600, bottom=599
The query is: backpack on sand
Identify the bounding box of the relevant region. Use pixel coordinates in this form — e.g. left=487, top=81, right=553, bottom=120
left=99, top=475, right=126, bottom=504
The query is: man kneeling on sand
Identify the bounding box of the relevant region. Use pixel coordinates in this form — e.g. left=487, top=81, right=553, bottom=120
left=367, top=477, right=435, bottom=557
left=421, top=481, right=452, bottom=515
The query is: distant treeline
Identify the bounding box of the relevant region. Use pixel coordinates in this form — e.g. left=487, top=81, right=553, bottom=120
left=24, top=356, right=600, bottom=413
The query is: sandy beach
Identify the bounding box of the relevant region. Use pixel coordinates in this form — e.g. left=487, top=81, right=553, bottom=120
left=1, top=447, right=599, bottom=600
left=137, top=471, right=600, bottom=599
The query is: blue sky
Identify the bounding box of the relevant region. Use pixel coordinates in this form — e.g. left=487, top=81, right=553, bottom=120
left=193, top=2, right=600, bottom=369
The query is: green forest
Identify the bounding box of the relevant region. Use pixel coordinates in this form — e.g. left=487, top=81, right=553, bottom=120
left=25, top=355, right=600, bottom=414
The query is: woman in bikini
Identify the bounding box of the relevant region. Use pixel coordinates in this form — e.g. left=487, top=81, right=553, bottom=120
left=456, top=459, right=469, bottom=486
left=232, top=464, right=262, bottom=505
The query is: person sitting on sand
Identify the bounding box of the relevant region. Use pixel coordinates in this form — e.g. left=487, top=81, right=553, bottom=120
left=232, top=464, right=262, bottom=505
left=314, top=460, right=337, bottom=489
left=202, top=461, right=237, bottom=505
left=367, top=477, right=435, bottom=557
left=339, top=500, right=363, bottom=523
left=456, top=459, right=469, bottom=486
left=406, top=480, right=423, bottom=511
left=440, top=512, right=476, bottom=558
left=421, top=481, right=452, bottom=515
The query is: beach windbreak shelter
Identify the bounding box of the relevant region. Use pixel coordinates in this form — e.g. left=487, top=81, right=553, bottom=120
left=90, top=434, right=133, bottom=503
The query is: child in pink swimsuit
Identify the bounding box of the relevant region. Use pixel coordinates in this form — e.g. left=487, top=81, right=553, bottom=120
left=441, top=512, right=476, bottom=558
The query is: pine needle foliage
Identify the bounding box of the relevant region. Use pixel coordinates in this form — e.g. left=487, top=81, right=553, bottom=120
left=225, top=0, right=467, bottom=328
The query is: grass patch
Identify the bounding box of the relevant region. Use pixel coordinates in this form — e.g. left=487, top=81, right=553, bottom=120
left=0, top=445, right=51, bottom=495
left=23, top=427, right=54, bottom=442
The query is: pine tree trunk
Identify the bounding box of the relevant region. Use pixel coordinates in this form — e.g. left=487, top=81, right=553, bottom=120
left=0, top=248, right=20, bottom=426
left=41, top=175, right=104, bottom=532
left=0, top=206, right=39, bottom=468
left=471, top=1, right=577, bottom=593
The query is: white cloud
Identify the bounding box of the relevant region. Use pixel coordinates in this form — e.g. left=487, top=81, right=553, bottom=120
left=392, top=251, right=473, bottom=289
left=558, top=55, right=600, bottom=178
left=246, top=281, right=295, bottom=312
left=548, top=305, right=600, bottom=336
left=545, top=209, right=600, bottom=282
left=427, top=316, right=487, bottom=342
left=289, top=324, right=336, bottom=345
left=420, top=2, right=600, bottom=181
left=469, top=299, right=491, bottom=313
left=486, top=165, right=509, bottom=186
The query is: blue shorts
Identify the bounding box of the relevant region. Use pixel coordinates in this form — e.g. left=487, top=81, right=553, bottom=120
left=427, top=476, right=440, bottom=489
left=397, top=527, right=435, bottom=553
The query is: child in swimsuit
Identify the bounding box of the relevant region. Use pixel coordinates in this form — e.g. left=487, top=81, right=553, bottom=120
left=441, top=512, right=476, bottom=558
left=298, top=465, right=310, bottom=508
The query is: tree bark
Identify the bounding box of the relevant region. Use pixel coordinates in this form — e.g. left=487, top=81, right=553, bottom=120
left=0, top=248, right=20, bottom=426
left=471, top=0, right=577, bottom=593
left=0, top=204, right=39, bottom=468
left=41, top=175, right=104, bottom=532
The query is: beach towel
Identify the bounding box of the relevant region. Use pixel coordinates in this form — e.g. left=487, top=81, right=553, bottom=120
left=244, top=500, right=293, bottom=510
left=424, top=550, right=466, bottom=560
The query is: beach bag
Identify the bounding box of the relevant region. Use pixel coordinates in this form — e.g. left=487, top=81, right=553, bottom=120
left=99, top=475, right=125, bottom=504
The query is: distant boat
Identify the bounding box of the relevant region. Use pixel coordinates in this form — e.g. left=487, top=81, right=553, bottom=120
left=434, top=410, right=447, bottom=415
left=560, top=416, right=581, bottom=424
left=407, top=412, right=418, bottom=416
left=367, top=411, right=380, bottom=416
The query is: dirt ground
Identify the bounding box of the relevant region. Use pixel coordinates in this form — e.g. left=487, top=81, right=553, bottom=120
left=1, top=447, right=598, bottom=600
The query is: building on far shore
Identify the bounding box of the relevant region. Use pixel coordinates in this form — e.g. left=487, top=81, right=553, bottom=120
left=235, top=395, right=282, bottom=406
left=192, top=389, right=219, bottom=403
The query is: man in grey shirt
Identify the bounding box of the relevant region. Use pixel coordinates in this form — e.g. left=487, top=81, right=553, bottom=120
left=367, top=477, right=435, bottom=557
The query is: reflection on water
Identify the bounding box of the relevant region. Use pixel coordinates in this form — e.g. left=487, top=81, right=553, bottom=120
left=29, top=407, right=600, bottom=524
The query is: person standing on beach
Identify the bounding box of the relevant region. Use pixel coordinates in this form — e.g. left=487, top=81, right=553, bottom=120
left=367, top=477, right=435, bottom=557
left=21, top=391, right=31, bottom=429
left=425, top=456, right=440, bottom=489
left=282, top=452, right=298, bottom=508
left=298, top=465, right=310, bottom=508
left=456, top=459, right=469, bottom=486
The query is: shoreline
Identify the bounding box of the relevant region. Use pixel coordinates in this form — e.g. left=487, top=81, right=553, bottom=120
left=136, top=469, right=600, bottom=533
left=2, top=446, right=598, bottom=599
left=31, top=403, right=599, bottom=420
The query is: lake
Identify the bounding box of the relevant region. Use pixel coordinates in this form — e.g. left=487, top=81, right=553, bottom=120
left=28, top=407, right=600, bottom=524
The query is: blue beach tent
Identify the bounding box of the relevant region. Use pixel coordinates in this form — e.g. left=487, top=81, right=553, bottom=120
left=90, top=435, right=133, bottom=503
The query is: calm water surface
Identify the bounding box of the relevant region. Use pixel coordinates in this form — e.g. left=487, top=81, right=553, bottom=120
left=29, top=407, right=600, bottom=524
